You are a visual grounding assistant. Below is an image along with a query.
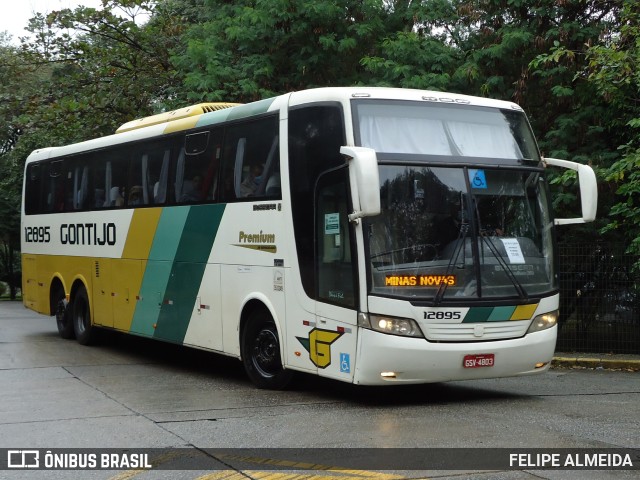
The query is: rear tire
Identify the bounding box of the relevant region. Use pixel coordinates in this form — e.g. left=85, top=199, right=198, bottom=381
left=241, top=309, right=293, bottom=389
left=54, top=287, right=74, bottom=339
left=72, top=286, right=97, bottom=345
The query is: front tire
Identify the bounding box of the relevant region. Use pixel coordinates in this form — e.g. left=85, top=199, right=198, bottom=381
left=241, top=309, right=293, bottom=389
left=72, top=286, right=97, bottom=345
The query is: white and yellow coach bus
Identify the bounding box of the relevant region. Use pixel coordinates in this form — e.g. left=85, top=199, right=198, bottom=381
left=21, top=87, right=597, bottom=388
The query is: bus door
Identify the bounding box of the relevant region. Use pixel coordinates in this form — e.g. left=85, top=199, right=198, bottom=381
left=313, top=168, right=358, bottom=382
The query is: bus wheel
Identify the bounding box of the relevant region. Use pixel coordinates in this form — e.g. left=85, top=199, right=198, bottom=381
left=55, top=293, right=74, bottom=339
left=241, top=309, right=293, bottom=389
left=72, top=286, right=96, bottom=345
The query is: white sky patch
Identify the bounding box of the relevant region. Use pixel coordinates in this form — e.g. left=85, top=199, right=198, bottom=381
left=0, top=1, right=102, bottom=42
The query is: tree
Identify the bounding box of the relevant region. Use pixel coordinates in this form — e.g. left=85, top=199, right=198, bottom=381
left=16, top=0, right=183, bottom=140
left=174, top=0, right=388, bottom=102
left=582, top=0, right=640, bottom=261
left=0, top=0, right=191, bottom=296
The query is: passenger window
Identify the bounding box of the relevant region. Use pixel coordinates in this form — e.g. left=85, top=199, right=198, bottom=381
left=24, top=164, right=42, bottom=215
left=176, top=129, right=222, bottom=204
left=44, top=160, right=66, bottom=213
left=130, top=142, right=173, bottom=206
left=219, top=115, right=280, bottom=201
left=93, top=151, right=127, bottom=209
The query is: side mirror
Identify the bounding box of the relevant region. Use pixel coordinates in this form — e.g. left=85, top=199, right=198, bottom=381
left=543, top=157, right=597, bottom=225
left=340, top=146, right=381, bottom=221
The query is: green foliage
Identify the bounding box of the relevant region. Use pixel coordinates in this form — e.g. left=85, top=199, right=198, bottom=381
left=578, top=0, right=640, bottom=259
left=0, top=0, right=190, bottom=293
left=174, top=0, right=388, bottom=102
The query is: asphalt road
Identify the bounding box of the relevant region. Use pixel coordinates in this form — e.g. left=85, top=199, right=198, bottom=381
left=0, top=301, right=638, bottom=480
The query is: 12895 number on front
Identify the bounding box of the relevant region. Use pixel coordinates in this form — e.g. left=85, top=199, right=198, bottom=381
left=463, top=353, right=495, bottom=368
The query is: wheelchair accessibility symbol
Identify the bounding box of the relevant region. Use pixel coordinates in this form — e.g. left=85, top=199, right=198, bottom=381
left=469, top=169, right=487, bottom=189
left=340, top=353, right=351, bottom=373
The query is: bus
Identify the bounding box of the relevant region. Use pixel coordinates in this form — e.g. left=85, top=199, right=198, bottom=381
left=21, top=87, right=597, bottom=389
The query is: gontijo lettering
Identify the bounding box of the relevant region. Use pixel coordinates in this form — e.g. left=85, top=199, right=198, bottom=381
left=60, top=223, right=116, bottom=245
left=385, top=274, right=456, bottom=286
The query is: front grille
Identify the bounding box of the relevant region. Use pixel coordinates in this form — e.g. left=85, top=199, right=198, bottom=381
left=420, top=321, right=529, bottom=342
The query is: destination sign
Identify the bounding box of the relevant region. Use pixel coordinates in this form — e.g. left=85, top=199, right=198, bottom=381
left=385, top=274, right=456, bottom=287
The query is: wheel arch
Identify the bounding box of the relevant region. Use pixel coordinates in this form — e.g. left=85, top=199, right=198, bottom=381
left=238, top=294, right=285, bottom=361
left=69, top=275, right=91, bottom=312
left=48, top=275, right=67, bottom=315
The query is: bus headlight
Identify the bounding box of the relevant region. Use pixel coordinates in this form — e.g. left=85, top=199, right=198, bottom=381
left=359, top=313, right=424, bottom=338
left=527, top=310, right=558, bottom=334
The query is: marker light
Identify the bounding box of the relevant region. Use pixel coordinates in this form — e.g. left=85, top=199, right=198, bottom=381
left=527, top=310, right=559, bottom=334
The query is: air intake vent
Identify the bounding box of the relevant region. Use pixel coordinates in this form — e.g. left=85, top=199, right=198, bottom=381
left=95, top=261, right=100, bottom=278
left=201, top=103, right=239, bottom=113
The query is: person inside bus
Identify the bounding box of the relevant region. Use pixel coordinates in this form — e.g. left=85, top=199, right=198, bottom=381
left=109, top=186, right=124, bottom=207
left=94, top=189, right=105, bottom=208
left=180, top=175, right=203, bottom=202
left=240, top=163, right=264, bottom=196
left=128, top=185, right=143, bottom=206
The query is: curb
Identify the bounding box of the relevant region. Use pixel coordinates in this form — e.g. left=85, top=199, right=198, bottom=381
left=552, top=356, right=640, bottom=371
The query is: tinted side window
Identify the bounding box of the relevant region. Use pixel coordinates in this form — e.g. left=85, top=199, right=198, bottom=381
left=91, top=149, right=129, bottom=209
left=43, top=160, right=67, bottom=213
left=219, top=115, right=280, bottom=202
left=288, top=105, right=346, bottom=299
left=176, top=129, right=222, bottom=204
left=24, top=164, right=42, bottom=215
left=131, top=140, right=175, bottom=206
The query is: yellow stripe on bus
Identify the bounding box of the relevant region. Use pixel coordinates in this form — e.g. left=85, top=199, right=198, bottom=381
left=510, top=303, right=538, bottom=321
left=122, top=208, right=163, bottom=259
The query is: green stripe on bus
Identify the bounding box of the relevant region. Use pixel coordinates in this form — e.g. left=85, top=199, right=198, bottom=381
left=195, top=109, right=234, bottom=128
left=226, top=98, right=276, bottom=121
left=487, top=306, right=516, bottom=322
left=462, top=307, right=493, bottom=323
left=195, top=98, right=276, bottom=128
left=130, top=207, right=190, bottom=336
left=153, top=204, right=225, bottom=343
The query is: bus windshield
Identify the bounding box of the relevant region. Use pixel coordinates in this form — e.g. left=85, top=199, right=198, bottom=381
left=364, top=166, right=556, bottom=302
left=355, top=100, right=554, bottom=302
left=355, top=100, right=540, bottom=161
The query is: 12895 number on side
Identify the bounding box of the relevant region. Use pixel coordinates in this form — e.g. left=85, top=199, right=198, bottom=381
left=463, top=353, right=495, bottom=368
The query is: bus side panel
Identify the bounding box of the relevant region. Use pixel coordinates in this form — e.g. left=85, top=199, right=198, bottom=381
left=183, top=263, right=223, bottom=352
left=284, top=285, right=318, bottom=374
left=129, top=206, right=189, bottom=337
left=314, top=303, right=358, bottom=383
left=220, top=264, right=286, bottom=358
left=151, top=205, right=225, bottom=344
left=92, top=258, right=113, bottom=327
left=112, top=259, right=143, bottom=331
left=128, top=204, right=225, bottom=342
left=153, top=261, right=207, bottom=343
left=130, top=260, right=171, bottom=337
left=21, top=254, right=41, bottom=312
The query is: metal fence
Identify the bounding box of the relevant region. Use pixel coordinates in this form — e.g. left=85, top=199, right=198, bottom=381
left=557, top=243, right=640, bottom=354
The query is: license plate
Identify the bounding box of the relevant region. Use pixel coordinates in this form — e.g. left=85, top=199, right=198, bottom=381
left=463, top=353, right=495, bottom=368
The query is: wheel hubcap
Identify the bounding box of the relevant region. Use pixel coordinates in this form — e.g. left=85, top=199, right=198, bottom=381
left=252, top=328, right=280, bottom=376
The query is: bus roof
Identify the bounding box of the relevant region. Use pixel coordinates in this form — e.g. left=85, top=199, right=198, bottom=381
left=25, top=87, right=523, bottom=164
left=115, top=103, right=240, bottom=134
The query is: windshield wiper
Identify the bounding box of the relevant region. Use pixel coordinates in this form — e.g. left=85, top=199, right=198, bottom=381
left=434, top=222, right=469, bottom=306
left=478, top=234, right=528, bottom=300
